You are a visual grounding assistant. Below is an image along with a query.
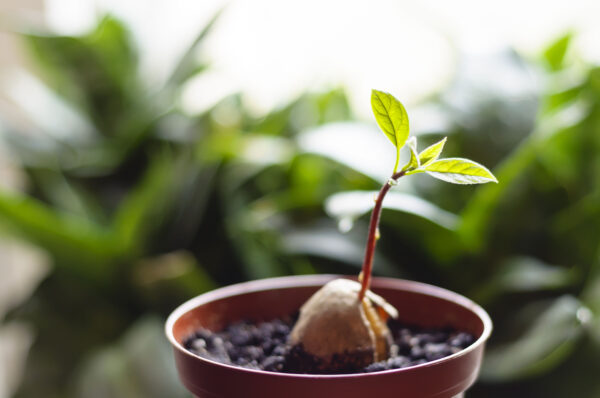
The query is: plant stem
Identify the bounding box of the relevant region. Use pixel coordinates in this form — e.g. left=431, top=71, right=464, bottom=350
left=358, top=170, right=406, bottom=301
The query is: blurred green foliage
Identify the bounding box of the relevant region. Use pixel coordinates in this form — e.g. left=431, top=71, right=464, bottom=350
left=1, top=15, right=600, bottom=398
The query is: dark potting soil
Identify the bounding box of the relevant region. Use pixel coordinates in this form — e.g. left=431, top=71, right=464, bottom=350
left=183, top=315, right=476, bottom=374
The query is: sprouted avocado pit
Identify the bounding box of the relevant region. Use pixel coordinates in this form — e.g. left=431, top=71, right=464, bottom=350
left=184, top=89, right=497, bottom=374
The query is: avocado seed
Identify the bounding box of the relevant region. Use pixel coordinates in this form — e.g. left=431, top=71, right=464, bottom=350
left=289, top=279, right=398, bottom=372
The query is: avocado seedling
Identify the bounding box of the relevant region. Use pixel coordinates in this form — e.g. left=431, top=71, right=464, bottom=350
left=288, top=89, right=497, bottom=372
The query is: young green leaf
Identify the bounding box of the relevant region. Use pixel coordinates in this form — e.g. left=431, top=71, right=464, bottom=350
left=543, top=32, right=572, bottom=72
left=418, top=137, right=447, bottom=166
left=371, top=89, right=409, bottom=172
left=422, top=158, right=498, bottom=184
left=401, top=136, right=420, bottom=172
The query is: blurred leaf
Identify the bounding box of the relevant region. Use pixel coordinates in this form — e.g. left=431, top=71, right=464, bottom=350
left=250, top=89, right=352, bottom=136
left=313, top=88, right=353, bottom=124
left=228, top=227, right=285, bottom=279
left=17, top=15, right=164, bottom=178
left=249, top=101, right=296, bottom=136
left=112, top=152, right=178, bottom=255
left=282, top=226, right=365, bottom=266
left=494, top=257, right=578, bottom=292
left=325, top=190, right=458, bottom=230
left=371, top=89, right=410, bottom=172
left=0, top=239, right=49, bottom=318
left=545, top=84, right=583, bottom=113
left=166, top=8, right=223, bottom=86
left=220, top=181, right=286, bottom=280
left=161, top=165, right=219, bottom=249
left=298, top=122, right=398, bottom=181
left=133, top=251, right=215, bottom=311
left=483, top=296, right=588, bottom=381
left=74, top=317, right=188, bottom=398
left=134, top=251, right=214, bottom=291
left=0, top=192, right=118, bottom=276
left=551, top=191, right=600, bottom=262
left=281, top=223, right=400, bottom=276
left=25, top=16, right=139, bottom=132
left=28, top=168, right=105, bottom=222
left=582, top=264, right=600, bottom=314
left=0, top=322, right=35, bottom=398
left=416, top=157, right=497, bottom=184
left=476, top=257, right=579, bottom=304
left=458, top=140, right=535, bottom=251
left=531, top=332, right=600, bottom=398
left=543, top=33, right=573, bottom=72
left=457, top=99, right=588, bottom=251
left=239, top=134, right=294, bottom=166
left=323, top=189, right=463, bottom=266
left=4, top=71, right=97, bottom=143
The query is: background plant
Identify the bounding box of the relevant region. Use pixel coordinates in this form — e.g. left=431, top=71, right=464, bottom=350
left=0, top=13, right=599, bottom=398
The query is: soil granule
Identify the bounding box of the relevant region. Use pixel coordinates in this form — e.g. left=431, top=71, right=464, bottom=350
left=183, top=315, right=475, bottom=374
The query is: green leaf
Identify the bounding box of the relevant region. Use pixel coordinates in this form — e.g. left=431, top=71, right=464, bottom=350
left=543, top=32, right=573, bottom=72
left=458, top=137, right=537, bottom=251
left=420, top=158, right=498, bottom=184
left=281, top=225, right=399, bottom=275
left=324, top=190, right=458, bottom=230
left=401, top=136, right=420, bottom=172
left=0, top=192, right=119, bottom=277
left=25, top=16, right=139, bottom=131
left=166, top=8, right=224, bottom=86
left=475, top=256, right=580, bottom=304
left=493, top=256, right=578, bottom=292
left=482, top=296, right=587, bottom=381
left=74, top=317, right=190, bottom=398
left=545, top=84, right=582, bottom=113
left=133, top=251, right=216, bottom=302
left=113, top=152, right=177, bottom=254
left=371, top=89, right=409, bottom=172
left=418, top=136, right=446, bottom=166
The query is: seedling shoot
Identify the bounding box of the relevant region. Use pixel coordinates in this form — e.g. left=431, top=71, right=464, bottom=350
left=288, top=89, right=497, bottom=371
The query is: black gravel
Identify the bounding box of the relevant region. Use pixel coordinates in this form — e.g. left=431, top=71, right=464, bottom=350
left=183, top=316, right=475, bottom=374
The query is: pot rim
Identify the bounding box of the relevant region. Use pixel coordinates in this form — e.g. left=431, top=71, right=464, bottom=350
left=165, top=274, right=492, bottom=379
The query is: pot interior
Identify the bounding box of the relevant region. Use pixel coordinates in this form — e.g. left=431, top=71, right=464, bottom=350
left=171, top=276, right=487, bottom=346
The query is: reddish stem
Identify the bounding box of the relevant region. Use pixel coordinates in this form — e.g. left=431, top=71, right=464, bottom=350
left=358, top=170, right=406, bottom=301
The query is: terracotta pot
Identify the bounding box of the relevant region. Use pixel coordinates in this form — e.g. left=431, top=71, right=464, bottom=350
left=166, top=275, right=492, bottom=398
